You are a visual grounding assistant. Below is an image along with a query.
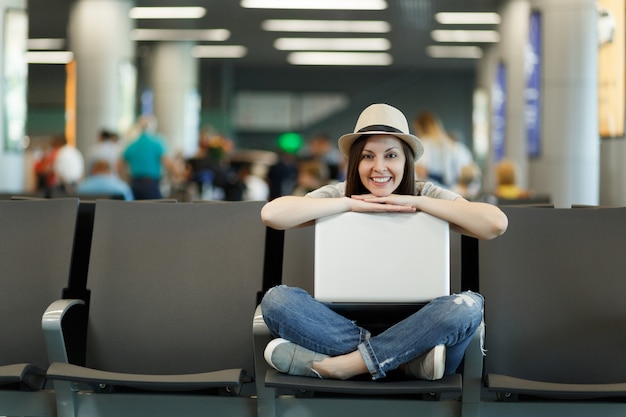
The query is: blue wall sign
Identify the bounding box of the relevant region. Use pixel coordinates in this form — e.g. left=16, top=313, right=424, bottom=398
left=492, top=61, right=507, bottom=162
left=525, top=10, right=542, bottom=157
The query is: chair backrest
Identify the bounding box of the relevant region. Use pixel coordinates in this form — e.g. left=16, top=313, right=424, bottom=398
left=0, top=198, right=78, bottom=367
left=84, top=200, right=266, bottom=375
left=281, top=226, right=315, bottom=294
left=495, top=195, right=552, bottom=206
left=479, top=206, right=626, bottom=384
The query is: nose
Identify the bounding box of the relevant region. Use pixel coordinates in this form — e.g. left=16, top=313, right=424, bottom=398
left=375, top=159, right=387, bottom=173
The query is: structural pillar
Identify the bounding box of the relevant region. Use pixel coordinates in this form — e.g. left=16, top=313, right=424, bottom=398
left=528, top=0, right=599, bottom=206
left=485, top=0, right=599, bottom=206
left=0, top=0, right=27, bottom=192
left=68, top=0, right=136, bottom=156
left=147, top=42, right=200, bottom=158
left=497, top=0, right=531, bottom=190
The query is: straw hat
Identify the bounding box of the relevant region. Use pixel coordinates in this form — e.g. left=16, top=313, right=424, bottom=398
left=338, top=103, right=424, bottom=160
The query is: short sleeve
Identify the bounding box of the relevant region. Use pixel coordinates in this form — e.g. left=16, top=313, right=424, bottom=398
left=417, top=181, right=460, bottom=201
left=306, top=182, right=346, bottom=198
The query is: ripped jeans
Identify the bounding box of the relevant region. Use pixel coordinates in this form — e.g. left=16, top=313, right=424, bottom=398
left=261, top=285, right=484, bottom=380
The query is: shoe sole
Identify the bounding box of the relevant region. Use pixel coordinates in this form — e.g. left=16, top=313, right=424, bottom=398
left=432, top=344, right=446, bottom=380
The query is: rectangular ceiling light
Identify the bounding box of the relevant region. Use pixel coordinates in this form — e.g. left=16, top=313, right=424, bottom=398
left=192, top=45, right=248, bottom=58
left=262, top=20, right=391, bottom=33
left=275, top=38, right=390, bottom=51
left=287, top=51, right=392, bottom=66
left=27, top=38, right=65, bottom=50
left=426, top=45, right=482, bottom=59
left=431, top=30, right=500, bottom=43
left=129, top=7, right=206, bottom=19
left=435, top=12, right=501, bottom=25
left=26, top=51, right=74, bottom=64
left=241, top=0, right=387, bottom=10
left=131, top=29, right=230, bottom=41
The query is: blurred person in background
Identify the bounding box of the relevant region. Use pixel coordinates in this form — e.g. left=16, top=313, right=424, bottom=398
left=34, top=134, right=84, bottom=196
left=267, top=132, right=302, bottom=200
left=54, top=134, right=85, bottom=194
left=77, top=159, right=134, bottom=200
left=185, top=126, right=235, bottom=200
left=451, top=162, right=482, bottom=200
left=413, top=111, right=473, bottom=189
left=292, top=157, right=331, bottom=196
left=34, top=135, right=62, bottom=195
left=230, top=160, right=270, bottom=201
left=87, top=128, right=122, bottom=176
left=493, top=159, right=530, bottom=200
left=300, top=133, right=344, bottom=182
left=120, top=116, right=179, bottom=200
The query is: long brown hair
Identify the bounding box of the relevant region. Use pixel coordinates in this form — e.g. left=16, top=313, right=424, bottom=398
left=344, top=135, right=416, bottom=196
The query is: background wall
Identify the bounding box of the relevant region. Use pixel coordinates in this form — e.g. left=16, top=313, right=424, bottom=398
left=27, top=63, right=476, bottom=154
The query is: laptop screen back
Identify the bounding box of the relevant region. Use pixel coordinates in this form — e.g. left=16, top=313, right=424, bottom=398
left=314, top=211, right=450, bottom=303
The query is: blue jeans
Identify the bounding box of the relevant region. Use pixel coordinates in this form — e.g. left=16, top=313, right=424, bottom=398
left=261, top=285, right=484, bottom=380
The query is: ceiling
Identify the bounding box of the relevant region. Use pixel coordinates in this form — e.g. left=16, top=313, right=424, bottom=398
left=27, top=0, right=503, bottom=70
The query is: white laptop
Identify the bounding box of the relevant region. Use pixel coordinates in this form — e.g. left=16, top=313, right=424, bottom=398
left=314, top=211, right=450, bottom=303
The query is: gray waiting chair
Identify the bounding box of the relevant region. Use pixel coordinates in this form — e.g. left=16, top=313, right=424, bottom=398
left=253, top=223, right=483, bottom=417
left=0, top=198, right=79, bottom=417
left=473, top=206, right=626, bottom=417
left=43, top=199, right=268, bottom=417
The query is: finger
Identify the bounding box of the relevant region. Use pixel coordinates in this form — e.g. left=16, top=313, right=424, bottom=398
left=350, top=194, right=374, bottom=201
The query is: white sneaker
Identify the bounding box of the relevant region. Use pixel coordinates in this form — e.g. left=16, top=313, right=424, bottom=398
left=404, top=345, right=446, bottom=380
left=264, top=338, right=327, bottom=378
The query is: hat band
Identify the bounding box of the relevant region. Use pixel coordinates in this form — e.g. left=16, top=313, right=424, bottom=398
left=357, top=124, right=404, bottom=134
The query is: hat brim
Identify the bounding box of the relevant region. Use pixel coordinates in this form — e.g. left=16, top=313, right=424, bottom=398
left=338, top=131, right=424, bottom=161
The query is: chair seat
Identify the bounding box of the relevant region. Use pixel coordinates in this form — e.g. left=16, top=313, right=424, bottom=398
left=0, top=363, right=47, bottom=390
left=487, top=373, right=626, bottom=400
left=266, top=369, right=462, bottom=396
left=47, top=362, right=251, bottom=394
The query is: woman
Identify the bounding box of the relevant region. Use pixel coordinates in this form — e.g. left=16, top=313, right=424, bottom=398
left=260, top=103, right=508, bottom=381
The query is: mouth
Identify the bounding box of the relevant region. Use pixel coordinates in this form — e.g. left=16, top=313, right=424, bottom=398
left=371, top=176, right=392, bottom=184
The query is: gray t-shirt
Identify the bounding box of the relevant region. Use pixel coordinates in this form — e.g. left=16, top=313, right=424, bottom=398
left=306, top=181, right=460, bottom=201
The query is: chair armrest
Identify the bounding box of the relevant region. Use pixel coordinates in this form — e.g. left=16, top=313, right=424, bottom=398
left=252, top=305, right=274, bottom=395
left=42, top=299, right=85, bottom=364
left=252, top=304, right=272, bottom=339
left=252, top=304, right=273, bottom=356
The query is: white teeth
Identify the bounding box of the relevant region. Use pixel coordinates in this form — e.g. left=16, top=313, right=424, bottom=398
left=372, top=177, right=390, bottom=183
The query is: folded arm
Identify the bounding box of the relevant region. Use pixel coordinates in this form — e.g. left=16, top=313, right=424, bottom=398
left=261, top=195, right=416, bottom=230
left=355, top=194, right=508, bottom=240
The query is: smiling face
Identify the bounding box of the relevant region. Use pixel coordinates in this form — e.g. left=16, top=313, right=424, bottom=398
left=357, top=135, right=407, bottom=197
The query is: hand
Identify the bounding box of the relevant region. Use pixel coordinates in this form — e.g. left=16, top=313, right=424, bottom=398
left=349, top=194, right=417, bottom=213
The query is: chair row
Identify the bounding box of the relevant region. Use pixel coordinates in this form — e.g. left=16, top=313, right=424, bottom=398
left=1, top=198, right=266, bottom=417
left=0, top=198, right=624, bottom=417
left=260, top=205, right=626, bottom=417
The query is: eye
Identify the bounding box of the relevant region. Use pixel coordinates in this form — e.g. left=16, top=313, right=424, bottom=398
left=386, top=152, right=398, bottom=159
left=361, top=153, right=374, bottom=160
